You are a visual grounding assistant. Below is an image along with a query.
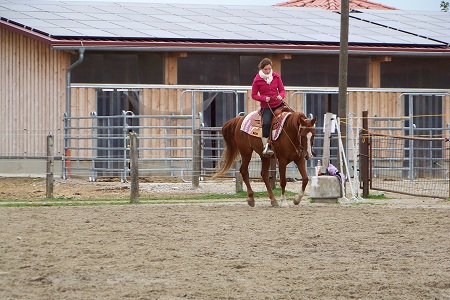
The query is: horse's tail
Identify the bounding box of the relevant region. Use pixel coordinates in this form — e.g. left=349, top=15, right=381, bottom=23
left=213, top=117, right=241, bottom=178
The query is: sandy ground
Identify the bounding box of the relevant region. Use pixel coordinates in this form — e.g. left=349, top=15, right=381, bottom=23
left=1, top=177, right=450, bottom=299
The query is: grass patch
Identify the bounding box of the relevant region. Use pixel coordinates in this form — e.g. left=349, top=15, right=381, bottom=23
left=0, top=188, right=294, bottom=207
left=364, top=193, right=389, bottom=200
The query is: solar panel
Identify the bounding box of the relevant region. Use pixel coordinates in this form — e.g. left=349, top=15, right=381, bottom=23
left=0, top=0, right=446, bottom=47
left=134, top=28, right=185, bottom=39
left=199, top=30, right=252, bottom=40
left=53, top=12, right=98, bottom=21
left=351, top=9, right=450, bottom=44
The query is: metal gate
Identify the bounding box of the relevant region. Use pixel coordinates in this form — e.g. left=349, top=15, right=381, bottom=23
left=368, top=93, right=450, bottom=198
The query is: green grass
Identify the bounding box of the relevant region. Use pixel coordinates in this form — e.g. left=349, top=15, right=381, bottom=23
left=132, top=188, right=294, bottom=201
left=364, top=193, right=389, bottom=200
left=0, top=188, right=295, bottom=207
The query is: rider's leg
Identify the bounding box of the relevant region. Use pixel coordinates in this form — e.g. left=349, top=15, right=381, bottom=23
left=261, top=108, right=274, bottom=157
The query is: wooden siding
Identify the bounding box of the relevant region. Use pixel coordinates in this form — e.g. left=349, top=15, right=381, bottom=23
left=0, top=27, right=69, bottom=157
left=348, top=91, right=403, bottom=117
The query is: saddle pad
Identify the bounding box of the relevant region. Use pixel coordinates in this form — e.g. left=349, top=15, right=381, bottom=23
left=240, top=111, right=261, bottom=137
left=272, top=112, right=291, bottom=140
left=240, top=110, right=291, bottom=140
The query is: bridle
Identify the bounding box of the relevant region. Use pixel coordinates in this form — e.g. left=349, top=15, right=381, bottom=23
left=296, top=121, right=314, bottom=159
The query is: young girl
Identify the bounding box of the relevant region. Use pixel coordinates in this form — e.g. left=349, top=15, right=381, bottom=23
left=251, top=58, right=286, bottom=156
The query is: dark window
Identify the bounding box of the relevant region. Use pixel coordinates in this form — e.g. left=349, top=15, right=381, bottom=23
left=282, top=55, right=338, bottom=86
left=177, top=53, right=239, bottom=85
left=71, top=52, right=164, bottom=84
left=381, top=57, right=450, bottom=88
left=281, top=55, right=368, bottom=87
left=239, top=56, right=266, bottom=86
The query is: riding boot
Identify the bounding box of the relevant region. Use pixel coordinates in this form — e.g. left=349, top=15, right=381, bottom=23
left=262, top=137, right=274, bottom=157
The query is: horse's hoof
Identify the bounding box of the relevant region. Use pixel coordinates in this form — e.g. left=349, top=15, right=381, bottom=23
left=271, top=200, right=280, bottom=207
left=247, top=200, right=255, bottom=207
left=293, top=195, right=302, bottom=205
left=280, top=200, right=289, bottom=207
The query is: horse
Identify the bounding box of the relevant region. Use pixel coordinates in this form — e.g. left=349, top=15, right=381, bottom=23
left=213, top=110, right=317, bottom=207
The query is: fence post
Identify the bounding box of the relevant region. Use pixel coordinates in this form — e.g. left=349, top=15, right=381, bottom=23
left=360, top=110, right=369, bottom=197
left=269, top=159, right=276, bottom=189
left=129, top=132, right=139, bottom=203
left=192, top=129, right=201, bottom=189
left=46, top=134, right=54, bottom=198
left=321, top=112, right=333, bottom=174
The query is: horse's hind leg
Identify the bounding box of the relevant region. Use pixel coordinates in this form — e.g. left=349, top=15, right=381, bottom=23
left=277, top=161, right=289, bottom=207
left=240, top=155, right=255, bottom=207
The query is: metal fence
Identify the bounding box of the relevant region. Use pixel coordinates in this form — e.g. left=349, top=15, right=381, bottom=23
left=58, top=90, right=450, bottom=199
left=367, top=115, right=450, bottom=199
left=63, top=110, right=450, bottom=199
left=64, top=111, right=195, bottom=181
left=369, top=133, right=449, bottom=198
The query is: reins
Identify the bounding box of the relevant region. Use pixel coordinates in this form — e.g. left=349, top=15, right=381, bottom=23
left=268, top=102, right=308, bottom=157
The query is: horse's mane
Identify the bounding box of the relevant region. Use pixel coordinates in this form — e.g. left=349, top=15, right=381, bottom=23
left=286, top=111, right=309, bottom=128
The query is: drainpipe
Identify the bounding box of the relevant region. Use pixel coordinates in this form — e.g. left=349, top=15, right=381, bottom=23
left=64, top=48, right=85, bottom=179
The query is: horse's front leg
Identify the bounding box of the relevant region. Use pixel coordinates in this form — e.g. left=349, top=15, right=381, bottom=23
left=240, top=156, right=255, bottom=207
left=260, top=157, right=279, bottom=207
left=277, top=161, right=289, bottom=207
left=293, top=158, right=309, bottom=205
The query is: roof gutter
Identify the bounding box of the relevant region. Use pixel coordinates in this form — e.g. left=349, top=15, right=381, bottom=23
left=51, top=45, right=450, bottom=57
left=64, top=48, right=84, bottom=179
left=66, top=47, right=85, bottom=120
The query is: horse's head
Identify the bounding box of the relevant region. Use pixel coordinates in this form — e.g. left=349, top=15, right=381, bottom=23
left=298, top=114, right=317, bottom=161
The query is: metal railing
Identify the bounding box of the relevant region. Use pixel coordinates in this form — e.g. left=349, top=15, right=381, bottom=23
left=64, top=111, right=195, bottom=181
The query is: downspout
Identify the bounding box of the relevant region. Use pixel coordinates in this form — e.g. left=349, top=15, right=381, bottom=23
left=64, top=48, right=85, bottom=179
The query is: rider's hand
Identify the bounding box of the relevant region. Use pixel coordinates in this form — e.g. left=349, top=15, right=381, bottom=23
left=266, top=97, right=270, bottom=103
left=276, top=95, right=283, bottom=100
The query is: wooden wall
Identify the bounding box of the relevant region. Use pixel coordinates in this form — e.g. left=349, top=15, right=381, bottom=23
left=0, top=27, right=69, bottom=157
left=348, top=91, right=403, bottom=117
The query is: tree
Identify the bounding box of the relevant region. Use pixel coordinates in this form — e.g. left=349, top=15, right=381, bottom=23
left=441, top=1, right=449, bottom=12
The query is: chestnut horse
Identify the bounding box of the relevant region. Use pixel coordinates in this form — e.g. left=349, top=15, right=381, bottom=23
left=213, top=111, right=317, bottom=207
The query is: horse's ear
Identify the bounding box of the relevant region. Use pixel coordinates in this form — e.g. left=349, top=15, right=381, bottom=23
left=311, top=116, right=317, bottom=125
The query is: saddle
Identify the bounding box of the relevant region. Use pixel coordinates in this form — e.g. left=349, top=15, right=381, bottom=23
left=241, top=106, right=293, bottom=139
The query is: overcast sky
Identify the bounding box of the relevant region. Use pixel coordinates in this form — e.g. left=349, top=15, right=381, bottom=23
left=63, top=0, right=445, bottom=12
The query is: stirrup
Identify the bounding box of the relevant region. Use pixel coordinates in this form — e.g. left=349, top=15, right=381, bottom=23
left=263, top=143, right=274, bottom=157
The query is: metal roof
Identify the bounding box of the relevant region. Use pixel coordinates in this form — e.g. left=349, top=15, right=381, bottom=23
left=0, top=0, right=449, bottom=54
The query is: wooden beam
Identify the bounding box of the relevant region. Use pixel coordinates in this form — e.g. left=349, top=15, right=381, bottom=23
left=269, top=54, right=292, bottom=74
left=164, top=52, right=187, bottom=85
left=368, top=56, right=392, bottom=88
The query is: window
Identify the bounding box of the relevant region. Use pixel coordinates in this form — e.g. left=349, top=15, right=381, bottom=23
left=381, top=57, right=450, bottom=88
left=71, top=52, right=164, bottom=84
left=177, top=53, right=239, bottom=85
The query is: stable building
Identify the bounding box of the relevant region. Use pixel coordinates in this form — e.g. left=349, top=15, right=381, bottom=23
left=0, top=0, right=449, bottom=178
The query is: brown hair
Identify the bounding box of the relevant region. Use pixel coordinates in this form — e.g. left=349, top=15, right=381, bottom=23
left=258, top=58, right=272, bottom=70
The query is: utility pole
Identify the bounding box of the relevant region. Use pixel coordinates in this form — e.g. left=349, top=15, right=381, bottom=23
left=338, top=0, right=349, bottom=172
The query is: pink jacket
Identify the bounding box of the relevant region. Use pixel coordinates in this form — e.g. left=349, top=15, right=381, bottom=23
left=251, top=71, right=286, bottom=109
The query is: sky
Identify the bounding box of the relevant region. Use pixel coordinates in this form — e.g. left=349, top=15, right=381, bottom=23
left=68, top=0, right=445, bottom=12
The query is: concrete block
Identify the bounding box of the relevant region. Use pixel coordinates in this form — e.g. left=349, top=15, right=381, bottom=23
left=309, top=175, right=342, bottom=203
